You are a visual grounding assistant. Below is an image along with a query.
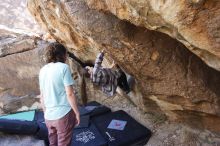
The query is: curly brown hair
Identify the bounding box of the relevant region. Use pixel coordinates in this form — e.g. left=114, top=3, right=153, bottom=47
left=45, top=42, right=67, bottom=63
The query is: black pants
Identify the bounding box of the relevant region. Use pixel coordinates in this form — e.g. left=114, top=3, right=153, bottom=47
left=117, top=70, right=130, bottom=93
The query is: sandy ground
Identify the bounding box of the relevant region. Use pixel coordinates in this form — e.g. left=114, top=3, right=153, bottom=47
left=0, top=133, right=45, bottom=146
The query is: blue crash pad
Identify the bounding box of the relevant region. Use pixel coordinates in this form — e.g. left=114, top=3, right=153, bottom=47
left=0, top=110, right=35, bottom=121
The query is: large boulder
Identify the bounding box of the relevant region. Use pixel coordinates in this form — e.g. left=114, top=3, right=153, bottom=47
left=85, top=0, right=220, bottom=70
left=27, top=0, right=220, bottom=132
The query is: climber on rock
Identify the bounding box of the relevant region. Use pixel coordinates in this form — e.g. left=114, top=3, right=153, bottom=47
left=85, top=50, right=132, bottom=97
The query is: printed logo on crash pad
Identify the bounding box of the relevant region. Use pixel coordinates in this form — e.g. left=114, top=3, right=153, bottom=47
left=76, top=130, right=95, bottom=143
left=107, top=119, right=127, bottom=131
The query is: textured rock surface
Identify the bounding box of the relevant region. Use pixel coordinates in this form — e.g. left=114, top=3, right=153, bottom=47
left=0, top=0, right=43, bottom=35
left=86, top=0, right=220, bottom=70
left=0, top=30, right=47, bottom=114
left=27, top=0, right=220, bottom=132
left=0, top=1, right=46, bottom=143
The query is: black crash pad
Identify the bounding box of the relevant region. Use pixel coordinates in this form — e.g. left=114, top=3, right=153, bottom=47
left=35, top=121, right=48, bottom=140
left=92, top=110, right=152, bottom=146
left=0, top=119, right=39, bottom=135
left=33, top=111, right=49, bottom=143
left=75, top=115, right=90, bottom=129
left=71, top=123, right=108, bottom=146
left=78, top=106, right=91, bottom=116
left=34, top=110, right=45, bottom=123
left=85, top=101, right=111, bottom=118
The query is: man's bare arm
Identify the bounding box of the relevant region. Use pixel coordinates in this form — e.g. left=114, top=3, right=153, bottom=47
left=65, top=85, right=80, bottom=126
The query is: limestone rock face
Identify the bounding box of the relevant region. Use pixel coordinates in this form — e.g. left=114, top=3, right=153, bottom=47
left=27, top=0, right=220, bottom=132
left=0, top=30, right=47, bottom=114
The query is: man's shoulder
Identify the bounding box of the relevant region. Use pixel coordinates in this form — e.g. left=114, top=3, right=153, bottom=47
left=57, top=62, right=69, bottom=68
left=39, top=65, right=47, bottom=79
left=39, top=64, right=48, bottom=73
left=42, top=62, right=68, bottom=71
left=56, top=63, right=72, bottom=74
